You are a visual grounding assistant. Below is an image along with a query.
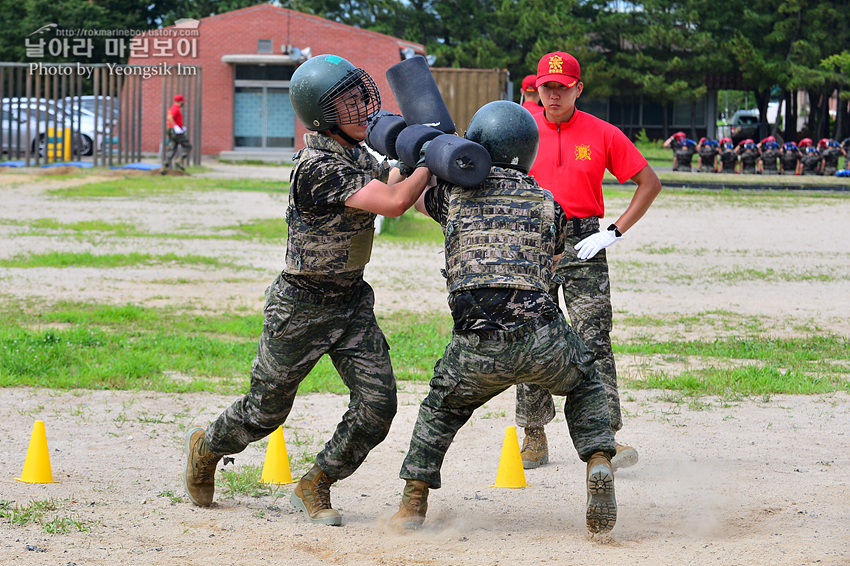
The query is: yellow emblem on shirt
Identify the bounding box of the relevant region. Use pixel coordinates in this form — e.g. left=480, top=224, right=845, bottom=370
left=575, top=144, right=592, bottom=161
left=548, top=55, right=563, bottom=74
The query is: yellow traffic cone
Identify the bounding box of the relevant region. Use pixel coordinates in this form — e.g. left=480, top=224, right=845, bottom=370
left=260, top=425, right=292, bottom=484
left=491, top=426, right=528, bottom=489
left=16, top=420, right=57, bottom=484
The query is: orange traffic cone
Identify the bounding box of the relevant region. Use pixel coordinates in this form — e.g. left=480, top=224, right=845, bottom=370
left=491, top=426, right=528, bottom=489
left=260, top=425, right=292, bottom=484
left=16, top=420, right=57, bottom=484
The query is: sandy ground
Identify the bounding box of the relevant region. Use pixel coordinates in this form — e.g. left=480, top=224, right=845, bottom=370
left=1, top=164, right=849, bottom=565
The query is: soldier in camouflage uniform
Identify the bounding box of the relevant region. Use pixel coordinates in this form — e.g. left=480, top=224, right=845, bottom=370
left=182, top=54, right=432, bottom=526
left=718, top=138, right=739, bottom=173
left=821, top=140, right=844, bottom=176
left=779, top=141, right=800, bottom=175
left=390, top=101, right=618, bottom=535
left=697, top=137, right=719, bottom=173
left=515, top=52, right=662, bottom=474
left=737, top=140, right=760, bottom=174
left=758, top=139, right=781, bottom=174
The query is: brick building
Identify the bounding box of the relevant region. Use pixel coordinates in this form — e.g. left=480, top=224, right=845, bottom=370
left=128, top=5, right=424, bottom=159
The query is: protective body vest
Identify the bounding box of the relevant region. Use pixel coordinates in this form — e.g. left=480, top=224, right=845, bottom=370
left=761, top=149, right=780, bottom=172
left=740, top=149, right=759, bottom=172
left=720, top=149, right=738, bottom=170
left=698, top=147, right=718, bottom=171
left=801, top=152, right=822, bottom=175
left=284, top=144, right=379, bottom=275
left=822, top=147, right=841, bottom=174
left=443, top=168, right=556, bottom=294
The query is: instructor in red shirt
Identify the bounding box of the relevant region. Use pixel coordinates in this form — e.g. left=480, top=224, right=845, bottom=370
left=516, top=51, right=662, bottom=472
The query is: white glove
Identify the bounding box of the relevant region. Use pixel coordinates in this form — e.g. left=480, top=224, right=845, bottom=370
left=574, top=229, right=623, bottom=260
left=172, top=125, right=184, bottom=134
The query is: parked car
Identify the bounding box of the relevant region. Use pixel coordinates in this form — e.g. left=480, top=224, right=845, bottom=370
left=729, top=109, right=760, bottom=145
left=2, top=98, right=111, bottom=156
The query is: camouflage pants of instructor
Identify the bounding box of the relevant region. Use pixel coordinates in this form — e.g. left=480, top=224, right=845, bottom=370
left=205, top=275, right=397, bottom=481
left=400, top=314, right=615, bottom=489
left=516, top=233, right=623, bottom=432
left=164, top=130, right=192, bottom=168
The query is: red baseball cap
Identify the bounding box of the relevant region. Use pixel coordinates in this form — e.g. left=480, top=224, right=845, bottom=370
left=536, top=51, right=581, bottom=89
left=174, top=94, right=185, bottom=102
left=521, top=75, right=538, bottom=92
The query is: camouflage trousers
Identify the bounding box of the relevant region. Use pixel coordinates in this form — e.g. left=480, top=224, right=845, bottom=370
left=399, top=314, right=614, bottom=489
left=164, top=130, right=192, bottom=167
left=205, top=275, right=397, bottom=480
left=516, top=236, right=622, bottom=432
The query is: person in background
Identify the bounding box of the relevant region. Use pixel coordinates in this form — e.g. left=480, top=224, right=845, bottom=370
left=163, top=94, right=192, bottom=173
left=841, top=137, right=850, bottom=170
left=515, top=50, right=662, bottom=473
left=521, top=74, right=544, bottom=115
left=718, top=137, right=739, bottom=173
left=779, top=141, right=800, bottom=175
left=758, top=136, right=781, bottom=175
left=696, top=137, right=719, bottom=173
left=737, top=139, right=759, bottom=174
left=664, top=132, right=696, bottom=172
left=821, top=139, right=845, bottom=176
left=800, top=143, right=823, bottom=176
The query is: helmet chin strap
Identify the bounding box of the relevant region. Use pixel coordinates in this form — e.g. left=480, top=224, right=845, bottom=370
left=330, top=125, right=360, bottom=147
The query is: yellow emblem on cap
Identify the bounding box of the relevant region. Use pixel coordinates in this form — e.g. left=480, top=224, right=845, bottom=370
left=575, top=144, right=591, bottom=161
left=548, top=55, right=563, bottom=74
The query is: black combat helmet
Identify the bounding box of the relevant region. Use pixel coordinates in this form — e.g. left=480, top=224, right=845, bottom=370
left=464, top=100, right=538, bottom=173
left=289, top=54, right=381, bottom=131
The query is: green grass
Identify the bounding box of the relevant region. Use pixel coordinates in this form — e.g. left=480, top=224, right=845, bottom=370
left=0, top=498, right=94, bottom=534
left=0, top=301, right=452, bottom=394
left=217, top=464, right=287, bottom=499
left=0, top=251, right=247, bottom=270
left=377, top=208, right=445, bottom=244
left=617, top=334, right=850, bottom=395
left=1, top=299, right=846, bottom=398
left=47, top=176, right=290, bottom=197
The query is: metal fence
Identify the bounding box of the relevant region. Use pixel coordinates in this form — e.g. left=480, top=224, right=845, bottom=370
left=1, top=62, right=201, bottom=168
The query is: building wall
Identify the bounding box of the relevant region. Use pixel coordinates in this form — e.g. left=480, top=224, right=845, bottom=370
left=128, top=5, right=423, bottom=155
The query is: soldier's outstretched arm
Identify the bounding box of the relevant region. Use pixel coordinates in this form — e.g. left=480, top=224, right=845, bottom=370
left=345, top=167, right=431, bottom=218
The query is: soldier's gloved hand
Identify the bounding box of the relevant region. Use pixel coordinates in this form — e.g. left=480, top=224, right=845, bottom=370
left=575, top=228, right=623, bottom=260
left=415, top=141, right=431, bottom=170
left=396, top=160, right=415, bottom=177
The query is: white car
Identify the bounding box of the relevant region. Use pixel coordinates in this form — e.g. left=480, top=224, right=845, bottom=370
left=3, top=97, right=113, bottom=157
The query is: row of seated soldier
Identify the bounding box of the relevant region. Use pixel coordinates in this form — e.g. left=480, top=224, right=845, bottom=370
left=663, top=132, right=849, bottom=176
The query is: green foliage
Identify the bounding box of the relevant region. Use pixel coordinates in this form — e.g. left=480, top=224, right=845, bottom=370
left=0, top=498, right=93, bottom=534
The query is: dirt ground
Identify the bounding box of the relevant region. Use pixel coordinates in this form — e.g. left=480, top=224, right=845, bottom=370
left=0, top=164, right=848, bottom=566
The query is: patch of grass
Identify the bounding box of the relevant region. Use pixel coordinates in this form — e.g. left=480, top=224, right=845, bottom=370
left=619, top=334, right=850, bottom=395
left=220, top=218, right=288, bottom=240
left=0, top=251, right=247, bottom=271
left=47, top=176, right=290, bottom=197
left=0, top=498, right=93, bottom=534
left=157, top=490, right=185, bottom=505
left=377, top=208, right=444, bottom=244
left=0, top=301, right=452, bottom=394
left=217, top=464, right=286, bottom=499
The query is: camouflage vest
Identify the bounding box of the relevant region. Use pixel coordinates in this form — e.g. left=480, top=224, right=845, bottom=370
left=443, top=168, right=556, bottom=294
left=284, top=135, right=381, bottom=275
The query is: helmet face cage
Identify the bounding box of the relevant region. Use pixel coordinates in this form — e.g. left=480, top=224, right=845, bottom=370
left=318, top=69, right=381, bottom=127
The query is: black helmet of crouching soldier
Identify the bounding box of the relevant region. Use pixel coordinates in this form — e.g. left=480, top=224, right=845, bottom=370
left=464, top=100, right=539, bottom=173
left=289, top=54, right=381, bottom=133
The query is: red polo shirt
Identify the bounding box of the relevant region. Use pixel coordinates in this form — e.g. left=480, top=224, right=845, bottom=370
left=522, top=100, right=544, bottom=115
left=168, top=103, right=183, bottom=128
left=530, top=109, right=647, bottom=219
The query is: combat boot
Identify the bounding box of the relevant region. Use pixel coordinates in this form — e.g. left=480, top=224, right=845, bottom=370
left=389, top=479, right=430, bottom=531
left=520, top=426, right=549, bottom=469
left=611, top=441, right=639, bottom=471
left=184, top=427, right=223, bottom=507
left=585, top=451, right=617, bottom=534
left=174, top=159, right=185, bottom=171
left=290, top=464, right=341, bottom=526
